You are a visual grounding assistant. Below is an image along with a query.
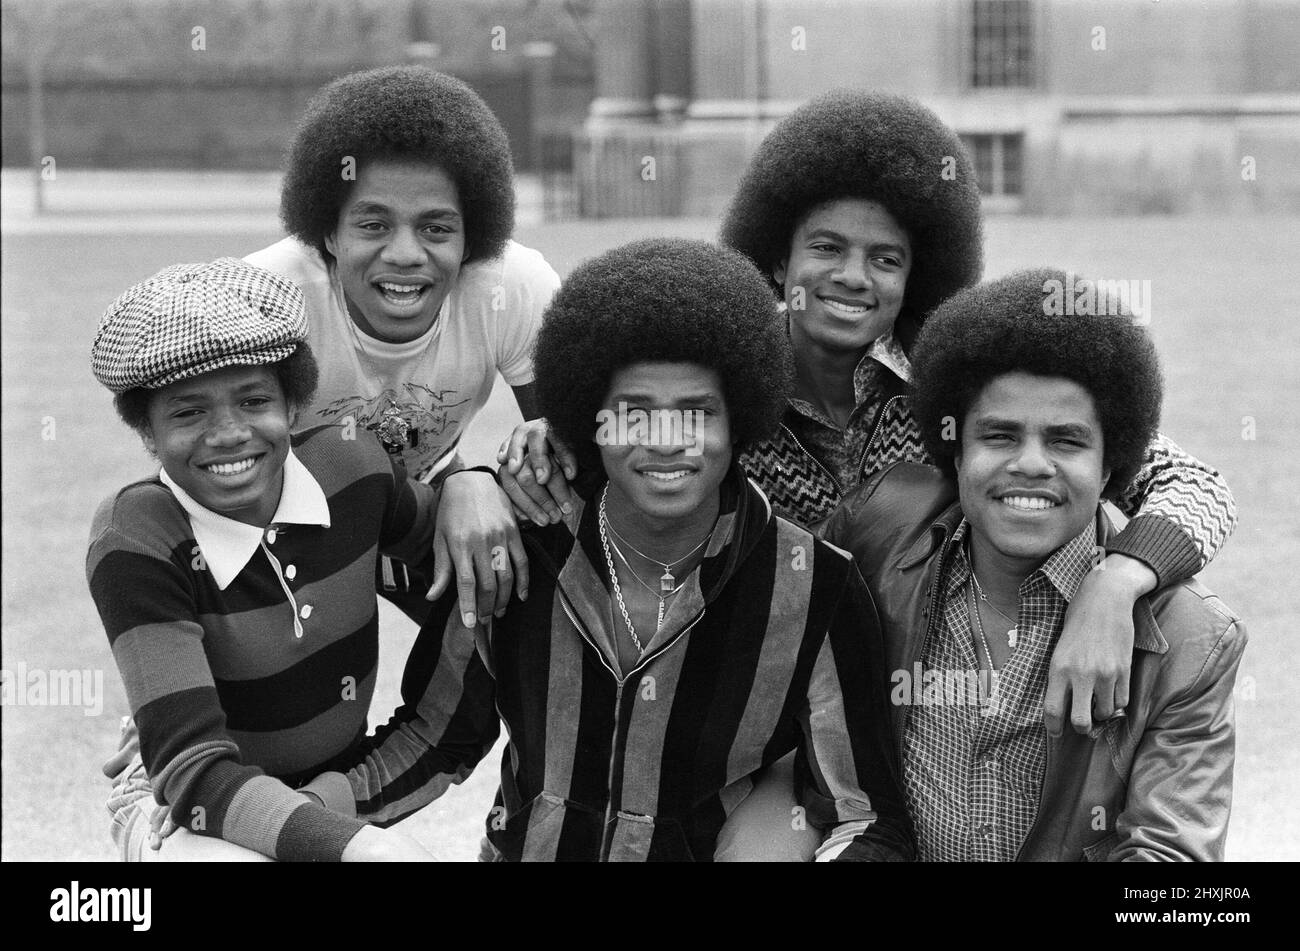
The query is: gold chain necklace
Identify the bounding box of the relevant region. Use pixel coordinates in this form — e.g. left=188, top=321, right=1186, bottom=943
left=598, top=488, right=647, bottom=653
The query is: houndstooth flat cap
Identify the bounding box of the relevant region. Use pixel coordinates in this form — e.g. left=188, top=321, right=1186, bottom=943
left=91, top=257, right=307, bottom=392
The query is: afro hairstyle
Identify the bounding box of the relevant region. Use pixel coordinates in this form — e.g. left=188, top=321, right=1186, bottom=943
left=113, top=343, right=320, bottom=437
left=720, top=90, right=984, bottom=354
left=533, top=238, right=794, bottom=479
left=279, top=66, right=515, bottom=267
left=909, top=268, right=1163, bottom=500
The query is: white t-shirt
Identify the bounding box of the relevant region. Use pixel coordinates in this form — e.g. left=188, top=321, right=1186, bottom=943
left=246, top=237, right=559, bottom=480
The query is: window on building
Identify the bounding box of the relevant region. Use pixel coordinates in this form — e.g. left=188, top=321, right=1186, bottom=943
left=971, top=0, right=1034, bottom=88
left=960, top=133, right=1024, bottom=197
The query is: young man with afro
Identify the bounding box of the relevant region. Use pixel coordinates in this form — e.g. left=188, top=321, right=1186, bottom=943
left=815, top=269, right=1245, bottom=860
left=301, top=239, right=916, bottom=862
left=495, top=91, right=1238, bottom=737
left=247, top=65, right=560, bottom=628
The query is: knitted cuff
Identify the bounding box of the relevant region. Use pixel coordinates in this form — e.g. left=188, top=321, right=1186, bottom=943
left=1105, top=513, right=1202, bottom=589
left=275, top=803, right=368, bottom=862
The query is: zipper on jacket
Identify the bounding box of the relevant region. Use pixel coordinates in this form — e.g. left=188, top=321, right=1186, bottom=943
left=599, top=679, right=626, bottom=860
left=780, top=423, right=842, bottom=493
left=858, top=394, right=903, bottom=479
left=558, top=593, right=709, bottom=860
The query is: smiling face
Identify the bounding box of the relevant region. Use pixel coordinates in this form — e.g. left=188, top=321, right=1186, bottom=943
left=774, top=198, right=911, bottom=357
left=144, top=364, right=295, bottom=527
left=597, top=362, right=733, bottom=533
left=956, top=372, right=1111, bottom=571
left=324, top=158, right=467, bottom=343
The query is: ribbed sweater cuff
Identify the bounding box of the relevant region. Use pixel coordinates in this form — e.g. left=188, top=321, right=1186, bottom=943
left=276, top=803, right=367, bottom=862
left=1105, top=513, right=1201, bottom=589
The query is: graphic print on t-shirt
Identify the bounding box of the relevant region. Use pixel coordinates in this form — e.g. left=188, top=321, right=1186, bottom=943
left=316, top=382, right=471, bottom=459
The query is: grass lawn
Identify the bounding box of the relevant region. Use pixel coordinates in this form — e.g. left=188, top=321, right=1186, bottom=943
left=3, top=214, right=1297, bottom=861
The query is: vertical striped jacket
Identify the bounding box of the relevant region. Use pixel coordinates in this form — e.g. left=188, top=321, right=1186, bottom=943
left=86, top=426, right=440, bottom=861
left=328, top=467, right=915, bottom=861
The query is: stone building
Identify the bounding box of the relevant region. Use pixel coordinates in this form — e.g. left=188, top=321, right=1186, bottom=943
left=577, top=0, right=1300, bottom=216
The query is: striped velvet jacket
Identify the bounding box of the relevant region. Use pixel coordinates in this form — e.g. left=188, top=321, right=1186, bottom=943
left=86, top=427, right=440, bottom=861
left=325, top=467, right=915, bottom=861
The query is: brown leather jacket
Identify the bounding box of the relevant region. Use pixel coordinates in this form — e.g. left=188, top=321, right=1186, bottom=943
left=821, top=463, right=1247, bottom=861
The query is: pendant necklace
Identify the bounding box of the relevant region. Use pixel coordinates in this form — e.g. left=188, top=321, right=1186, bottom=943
left=970, top=569, right=1019, bottom=649
left=597, top=486, right=713, bottom=651
left=603, top=508, right=713, bottom=594
left=607, top=532, right=688, bottom=632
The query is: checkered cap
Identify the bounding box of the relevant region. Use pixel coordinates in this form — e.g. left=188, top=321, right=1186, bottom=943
left=91, top=257, right=307, bottom=392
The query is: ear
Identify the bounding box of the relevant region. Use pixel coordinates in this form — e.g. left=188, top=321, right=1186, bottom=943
left=773, top=258, right=788, bottom=289
left=141, top=425, right=156, bottom=457
left=1099, top=464, right=1113, bottom=496
left=323, top=230, right=339, bottom=260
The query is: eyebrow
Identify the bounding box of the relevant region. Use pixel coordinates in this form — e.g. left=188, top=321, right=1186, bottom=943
left=164, top=382, right=274, bottom=404
left=611, top=392, right=722, bottom=406
left=1044, top=422, right=1096, bottom=440
left=346, top=201, right=461, bottom=220
left=973, top=417, right=1096, bottom=439
left=803, top=228, right=908, bottom=255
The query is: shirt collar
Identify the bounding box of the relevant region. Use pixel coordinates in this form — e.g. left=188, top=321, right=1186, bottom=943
left=862, top=330, right=912, bottom=386
left=946, top=516, right=1099, bottom=603
left=781, top=309, right=913, bottom=425
left=159, top=449, right=331, bottom=590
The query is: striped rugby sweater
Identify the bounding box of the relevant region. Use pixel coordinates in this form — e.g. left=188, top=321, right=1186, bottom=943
left=86, top=426, right=440, bottom=861
left=320, top=466, right=916, bottom=861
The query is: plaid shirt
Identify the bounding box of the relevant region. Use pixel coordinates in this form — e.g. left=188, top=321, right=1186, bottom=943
left=902, top=519, right=1097, bottom=861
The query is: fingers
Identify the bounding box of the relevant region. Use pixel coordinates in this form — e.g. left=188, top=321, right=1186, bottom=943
left=1091, top=674, right=1116, bottom=723
left=499, top=465, right=552, bottom=525
left=505, top=521, right=528, bottom=603
left=525, top=427, right=553, bottom=483
left=425, top=535, right=452, bottom=602
left=501, top=420, right=546, bottom=474
left=501, top=461, right=562, bottom=524
left=1069, top=675, right=1096, bottom=735
left=1043, top=673, right=1068, bottom=737
left=148, top=805, right=175, bottom=851
left=1114, top=666, right=1131, bottom=717
left=461, top=548, right=493, bottom=628
left=540, top=455, right=575, bottom=516
left=500, top=429, right=527, bottom=472
left=552, top=432, right=579, bottom=482
left=483, top=544, right=512, bottom=619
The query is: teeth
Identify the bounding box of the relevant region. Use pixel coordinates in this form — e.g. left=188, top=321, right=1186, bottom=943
left=205, top=457, right=256, bottom=476
left=1000, top=495, right=1057, bottom=511
left=821, top=298, right=870, bottom=315
left=643, top=470, right=690, bottom=482
left=379, top=282, right=423, bottom=293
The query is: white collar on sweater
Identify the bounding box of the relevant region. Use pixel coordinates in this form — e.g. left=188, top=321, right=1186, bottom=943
left=160, top=449, right=331, bottom=590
